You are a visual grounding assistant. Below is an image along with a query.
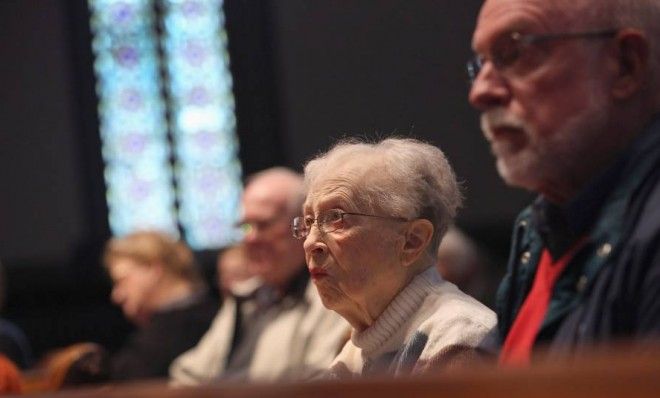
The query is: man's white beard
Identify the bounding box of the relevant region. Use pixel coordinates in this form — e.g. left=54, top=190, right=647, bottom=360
left=480, top=85, right=609, bottom=197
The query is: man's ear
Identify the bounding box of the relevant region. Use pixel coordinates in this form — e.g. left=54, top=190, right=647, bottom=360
left=401, top=219, right=434, bottom=267
left=610, top=29, right=650, bottom=99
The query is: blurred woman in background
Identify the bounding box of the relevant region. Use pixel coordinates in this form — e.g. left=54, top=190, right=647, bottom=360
left=103, top=231, right=217, bottom=381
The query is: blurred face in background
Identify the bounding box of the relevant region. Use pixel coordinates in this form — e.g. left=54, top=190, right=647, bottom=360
left=217, top=246, right=259, bottom=297
left=240, top=173, right=305, bottom=290
left=108, top=257, right=160, bottom=326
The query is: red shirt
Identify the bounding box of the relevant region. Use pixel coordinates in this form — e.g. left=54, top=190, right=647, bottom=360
left=499, top=239, right=586, bottom=366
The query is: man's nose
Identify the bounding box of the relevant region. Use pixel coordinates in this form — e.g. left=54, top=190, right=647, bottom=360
left=468, top=61, right=511, bottom=111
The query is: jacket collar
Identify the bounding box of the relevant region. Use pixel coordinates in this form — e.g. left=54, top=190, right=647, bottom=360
left=532, top=115, right=660, bottom=259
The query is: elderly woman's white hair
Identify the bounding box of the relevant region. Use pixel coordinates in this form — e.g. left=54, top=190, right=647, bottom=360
left=303, top=137, right=462, bottom=259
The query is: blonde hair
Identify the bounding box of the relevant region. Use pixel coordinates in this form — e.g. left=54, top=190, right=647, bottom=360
left=103, top=231, right=202, bottom=286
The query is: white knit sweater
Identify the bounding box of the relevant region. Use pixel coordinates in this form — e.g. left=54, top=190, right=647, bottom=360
left=329, top=267, right=496, bottom=377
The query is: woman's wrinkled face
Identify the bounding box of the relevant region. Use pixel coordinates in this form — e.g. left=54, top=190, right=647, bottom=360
left=302, top=178, right=405, bottom=320
left=108, top=257, right=160, bottom=325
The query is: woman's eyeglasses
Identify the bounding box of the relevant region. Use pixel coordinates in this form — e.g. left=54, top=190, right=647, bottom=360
left=292, top=209, right=408, bottom=240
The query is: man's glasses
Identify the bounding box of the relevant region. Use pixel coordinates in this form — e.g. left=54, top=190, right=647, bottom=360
left=292, top=209, right=408, bottom=240
left=467, top=29, right=619, bottom=83
left=237, top=214, right=288, bottom=236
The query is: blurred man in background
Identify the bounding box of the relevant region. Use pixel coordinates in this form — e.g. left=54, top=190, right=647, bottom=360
left=170, top=167, right=348, bottom=384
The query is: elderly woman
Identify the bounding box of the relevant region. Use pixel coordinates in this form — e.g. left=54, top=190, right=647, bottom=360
left=294, top=138, right=496, bottom=377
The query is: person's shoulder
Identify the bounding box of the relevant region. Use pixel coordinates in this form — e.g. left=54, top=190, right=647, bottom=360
left=419, top=268, right=493, bottom=317
left=410, top=289, right=495, bottom=365
left=631, top=174, right=660, bottom=242
left=0, top=318, right=32, bottom=368
left=187, top=297, right=235, bottom=342
left=515, top=204, right=535, bottom=223
left=150, top=295, right=218, bottom=332
left=167, top=303, right=234, bottom=385
left=186, top=293, right=221, bottom=321
left=420, top=281, right=496, bottom=338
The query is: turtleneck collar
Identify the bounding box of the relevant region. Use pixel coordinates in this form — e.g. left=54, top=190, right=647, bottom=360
left=351, top=266, right=439, bottom=356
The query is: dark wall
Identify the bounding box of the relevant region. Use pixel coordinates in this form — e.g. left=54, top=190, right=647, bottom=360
left=0, top=0, right=533, bottom=357
left=0, top=1, right=88, bottom=264
left=0, top=1, right=533, bottom=268
left=268, top=0, right=531, bottom=257
left=0, top=0, right=131, bottom=359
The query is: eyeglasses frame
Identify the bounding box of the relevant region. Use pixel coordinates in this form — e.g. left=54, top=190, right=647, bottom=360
left=467, top=29, right=619, bottom=83
left=291, top=210, right=409, bottom=240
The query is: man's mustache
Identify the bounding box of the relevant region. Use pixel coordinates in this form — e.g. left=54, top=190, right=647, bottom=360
left=481, top=109, right=528, bottom=138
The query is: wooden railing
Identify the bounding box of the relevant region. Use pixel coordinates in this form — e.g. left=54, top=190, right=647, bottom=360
left=23, top=344, right=660, bottom=398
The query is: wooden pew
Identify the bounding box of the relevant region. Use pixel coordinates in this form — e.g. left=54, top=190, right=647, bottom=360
left=26, top=343, right=660, bottom=398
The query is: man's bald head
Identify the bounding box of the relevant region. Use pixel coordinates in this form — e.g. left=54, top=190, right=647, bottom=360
left=244, top=167, right=305, bottom=216
left=240, top=167, right=305, bottom=291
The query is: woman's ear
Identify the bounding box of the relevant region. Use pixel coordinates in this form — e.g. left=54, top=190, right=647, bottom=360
left=401, top=219, right=434, bottom=267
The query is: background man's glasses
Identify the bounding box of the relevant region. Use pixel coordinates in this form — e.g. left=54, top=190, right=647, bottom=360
left=237, top=214, right=289, bottom=236
left=467, top=29, right=618, bottom=83
left=292, top=209, right=408, bottom=240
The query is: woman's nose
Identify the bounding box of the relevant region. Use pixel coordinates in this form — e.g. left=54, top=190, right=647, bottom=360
left=303, top=223, right=326, bottom=256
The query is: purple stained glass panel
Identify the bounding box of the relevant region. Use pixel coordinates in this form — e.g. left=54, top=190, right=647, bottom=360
left=89, top=0, right=178, bottom=237
left=164, top=0, right=242, bottom=248
left=90, top=0, right=241, bottom=248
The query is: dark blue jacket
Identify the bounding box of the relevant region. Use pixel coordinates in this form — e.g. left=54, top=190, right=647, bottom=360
left=495, top=116, right=660, bottom=354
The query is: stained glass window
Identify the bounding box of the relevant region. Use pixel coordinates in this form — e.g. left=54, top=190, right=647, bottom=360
left=88, top=0, right=242, bottom=249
